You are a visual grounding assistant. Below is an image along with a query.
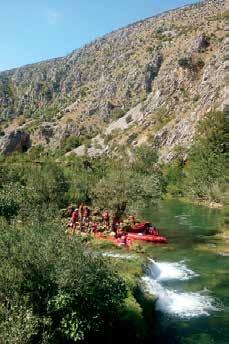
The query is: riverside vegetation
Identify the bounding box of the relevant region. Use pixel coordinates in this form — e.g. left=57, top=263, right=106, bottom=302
left=0, top=0, right=226, bottom=342
left=0, top=109, right=226, bottom=343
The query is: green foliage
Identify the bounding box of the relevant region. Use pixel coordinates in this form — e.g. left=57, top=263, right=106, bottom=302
left=146, top=46, right=154, bottom=54
left=132, top=145, right=159, bottom=174
left=26, top=164, right=69, bottom=207
left=112, top=107, right=126, bottom=120
left=43, top=106, right=60, bottom=121
left=164, top=160, right=185, bottom=197
left=78, top=86, right=89, bottom=98
left=0, top=162, right=69, bottom=220
left=91, top=166, right=162, bottom=216
left=164, top=111, right=226, bottom=203
left=178, top=56, right=205, bottom=72
left=185, top=111, right=226, bottom=202
left=192, top=94, right=200, bottom=102
left=0, top=305, right=39, bottom=344
left=0, top=218, right=127, bottom=343
left=178, top=56, right=192, bottom=69
left=61, top=135, right=82, bottom=153
left=126, top=114, right=133, bottom=124
left=0, top=182, right=25, bottom=220
left=153, top=106, right=171, bottom=130
left=127, top=132, right=138, bottom=145
left=195, top=57, right=205, bottom=69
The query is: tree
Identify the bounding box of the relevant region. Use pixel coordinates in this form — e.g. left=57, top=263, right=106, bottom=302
left=185, top=111, right=226, bottom=202
left=91, top=168, right=162, bottom=216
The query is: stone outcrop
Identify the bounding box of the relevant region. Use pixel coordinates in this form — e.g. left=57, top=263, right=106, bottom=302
left=188, top=33, right=210, bottom=53
left=0, top=130, right=31, bottom=155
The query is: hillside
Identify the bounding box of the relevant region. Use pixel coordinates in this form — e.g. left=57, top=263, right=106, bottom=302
left=0, top=0, right=225, bottom=161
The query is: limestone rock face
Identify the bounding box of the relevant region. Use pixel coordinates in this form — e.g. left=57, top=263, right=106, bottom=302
left=0, top=130, right=31, bottom=155
left=0, top=0, right=224, bottom=161
left=144, top=51, right=163, bottom=93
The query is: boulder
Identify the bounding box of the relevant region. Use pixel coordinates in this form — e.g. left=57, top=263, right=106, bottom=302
left=189, top=33, right=210, bottom=53
left=0, top=130, right=31, bottom=155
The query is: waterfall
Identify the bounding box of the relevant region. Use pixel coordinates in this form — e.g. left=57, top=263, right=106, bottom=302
left=142, top=259, right=218, bottom=318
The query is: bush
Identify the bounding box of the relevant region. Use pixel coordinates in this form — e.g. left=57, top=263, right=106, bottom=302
left=0, top=218, right=127, bottom=343
left=0, top=162, right=69, bottom=221
left=195, top=58, right=205, bottom=69
left=164, top=159, right=185, bottom=197
left=61, top=135, right=82, bottom=153
left=127, top=133, right=138, bottom=145
left=112, top=108, right=126, bottom=120
left=126, top=114, right=133, bottom=124
left=91, top=167, right=162, bottom=216
left=0, top=182, right=25, bottom=220
left=178, top=56, right=205, bottom=72
left=178, top=56, right=192, bottom=69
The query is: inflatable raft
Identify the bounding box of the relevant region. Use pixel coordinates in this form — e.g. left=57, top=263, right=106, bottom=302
left=95, top=222, right=168, bottom=246
left=127, top=232, right=167, bottom=244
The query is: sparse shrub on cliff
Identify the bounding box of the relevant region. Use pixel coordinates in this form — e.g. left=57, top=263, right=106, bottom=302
left=178, top=56, right=193, bottom=69
left=195, top=57, right=205, bottom=69
left=61, top=135, right=82, bottom=153
left=112, top=107, right=126, bottom=120
left=178, top=56, right=205, bottom=72
left=126, top=114, right=133, bottom=124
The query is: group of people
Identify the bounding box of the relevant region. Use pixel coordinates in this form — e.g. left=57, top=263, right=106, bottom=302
left=66, top=204, right=135, bottom=235
left=66, top=204, right=160, bottom=244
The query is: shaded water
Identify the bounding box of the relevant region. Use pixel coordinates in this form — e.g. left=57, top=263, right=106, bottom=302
left=141, top=200, right=229, bottom=344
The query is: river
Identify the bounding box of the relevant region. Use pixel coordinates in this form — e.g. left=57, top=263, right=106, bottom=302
left=141, top=199, right=229, bottom=344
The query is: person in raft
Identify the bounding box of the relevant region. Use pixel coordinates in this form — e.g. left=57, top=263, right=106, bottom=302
left=128, top=215, right=136, bottom=227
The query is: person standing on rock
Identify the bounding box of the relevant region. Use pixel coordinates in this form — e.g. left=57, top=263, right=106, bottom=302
left=78, top=203, right=84, bottom=222
left=82, top=206, right=90, bottom=223
left=102, top=209, right=110, bottom=228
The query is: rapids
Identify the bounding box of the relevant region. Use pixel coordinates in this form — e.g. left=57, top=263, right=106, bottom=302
left=142, top=259, right=219, bottom=318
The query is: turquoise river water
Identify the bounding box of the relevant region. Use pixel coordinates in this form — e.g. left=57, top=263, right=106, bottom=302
left=140, top=200, right=228, bottom=344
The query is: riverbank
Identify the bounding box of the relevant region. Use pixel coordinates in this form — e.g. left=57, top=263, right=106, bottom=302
left=171, top=196, right=225, bottom=210
left=197, top=225, right=229, bottom=256
left=90, top=237, right=158, bottom=342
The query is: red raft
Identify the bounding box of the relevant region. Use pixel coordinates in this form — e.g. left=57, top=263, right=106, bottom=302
left=127, top=222, right=167, bottom=244
left=127, top=232, right=167, bottom=244
left=94, top=222, right=167, bottom=246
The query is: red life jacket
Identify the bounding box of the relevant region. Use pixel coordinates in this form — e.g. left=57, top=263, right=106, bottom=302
left=71, top=210, right=78, bottom=222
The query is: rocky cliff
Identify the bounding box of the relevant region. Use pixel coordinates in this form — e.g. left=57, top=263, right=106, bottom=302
left=0, top=0, right=225, bottom=161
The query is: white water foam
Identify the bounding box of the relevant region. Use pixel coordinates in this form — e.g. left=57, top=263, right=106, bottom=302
left=142, top=259, right=218, bottom=318
left=142, top=276, right=217, bottom=318
left=147, top=258, right=199, bottom=281
left=102, top=252, right=136, bottom=259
